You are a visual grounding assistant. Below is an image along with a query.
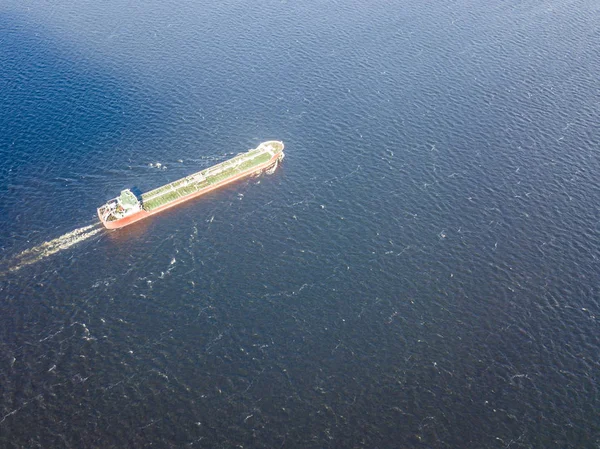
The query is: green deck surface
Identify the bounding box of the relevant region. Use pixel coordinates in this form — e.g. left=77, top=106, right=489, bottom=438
left=141, top=150, right=272, bottom=211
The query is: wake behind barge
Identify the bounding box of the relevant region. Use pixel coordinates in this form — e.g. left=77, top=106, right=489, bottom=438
left=98, top=141, right=284, bottom=229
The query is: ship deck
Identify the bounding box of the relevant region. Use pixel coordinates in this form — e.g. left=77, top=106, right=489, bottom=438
left=141, top=146, right=275, bottom=211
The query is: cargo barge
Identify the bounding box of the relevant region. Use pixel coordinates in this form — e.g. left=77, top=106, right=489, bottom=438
left=97, top=141, right=284, bottom=229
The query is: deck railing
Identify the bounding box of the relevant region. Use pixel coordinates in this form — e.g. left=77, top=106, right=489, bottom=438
left=141, top=148, right=272, bottom=211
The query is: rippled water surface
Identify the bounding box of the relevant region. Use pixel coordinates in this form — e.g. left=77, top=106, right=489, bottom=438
left=1, top=0, right=599, bottom=447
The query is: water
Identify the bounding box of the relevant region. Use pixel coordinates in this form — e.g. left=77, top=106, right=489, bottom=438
left=1, top=0, right=599, bottom=447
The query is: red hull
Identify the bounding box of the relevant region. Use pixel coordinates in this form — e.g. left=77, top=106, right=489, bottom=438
left=99, top=152, right=280, bottom=230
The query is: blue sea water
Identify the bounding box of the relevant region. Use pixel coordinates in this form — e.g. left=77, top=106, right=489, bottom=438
left=1, top=0, right=599, bottom=447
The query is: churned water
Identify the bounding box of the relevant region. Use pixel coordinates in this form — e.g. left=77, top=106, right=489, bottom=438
left=1, top=0, right=599, bottom=447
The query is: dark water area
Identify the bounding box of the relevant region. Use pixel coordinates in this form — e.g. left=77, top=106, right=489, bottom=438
left=1, top=0, right=599, bottom=447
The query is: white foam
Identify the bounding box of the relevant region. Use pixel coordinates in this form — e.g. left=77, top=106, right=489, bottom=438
left=8, top=223, right=103, bottom=272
